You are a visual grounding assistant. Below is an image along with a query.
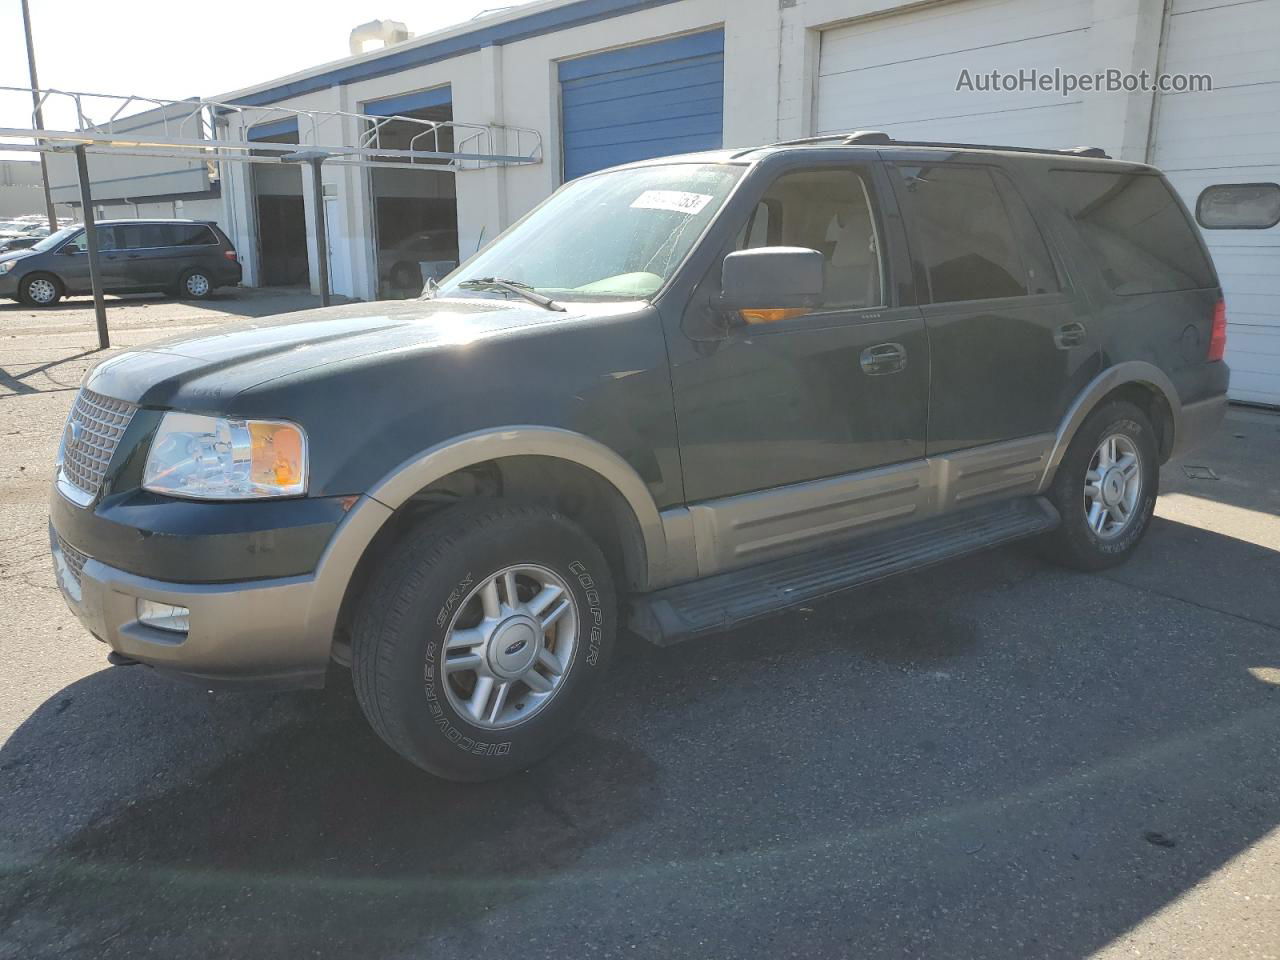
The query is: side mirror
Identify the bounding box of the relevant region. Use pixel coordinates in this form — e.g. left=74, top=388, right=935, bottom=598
left=721, top=248, right=819, bottom=312
left=60, top=246, right=83, bottom=255
left=719, top=247, right=824, bottom=323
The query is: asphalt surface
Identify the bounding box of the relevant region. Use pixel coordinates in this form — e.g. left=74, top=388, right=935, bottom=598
left=1, top=292, right=1278, bottom=958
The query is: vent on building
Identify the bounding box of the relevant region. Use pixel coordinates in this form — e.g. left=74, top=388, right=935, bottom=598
left=349, top=19, right=412, bottom=57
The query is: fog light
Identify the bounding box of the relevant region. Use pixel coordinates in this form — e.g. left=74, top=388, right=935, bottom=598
left=136, top=599, right=190, bottom=633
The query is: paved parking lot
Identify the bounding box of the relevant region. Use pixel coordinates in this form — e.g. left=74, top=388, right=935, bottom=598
left=1, top=293, right=1278, bottom=959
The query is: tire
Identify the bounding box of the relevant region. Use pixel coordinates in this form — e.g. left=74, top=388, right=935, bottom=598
left=1041, top=400, right=1159, bottom=571
left=177, top=268, right=213, bottom=300
left=19, top=273, right=63, bottom=307
left=351, top=500, right=616, bottom=781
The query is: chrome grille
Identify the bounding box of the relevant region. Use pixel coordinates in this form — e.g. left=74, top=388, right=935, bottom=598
left=59, top=388, right=136, bottom=501
left=56, top=533, right=88, bottom=589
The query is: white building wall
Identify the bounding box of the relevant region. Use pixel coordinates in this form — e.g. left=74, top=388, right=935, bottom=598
left=207, top=0, right=1240, bottom=302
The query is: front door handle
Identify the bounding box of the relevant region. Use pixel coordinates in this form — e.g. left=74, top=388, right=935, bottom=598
left=1055, top=321, right=1087, bottom=349
left=860, top=342, right=907, bottom=375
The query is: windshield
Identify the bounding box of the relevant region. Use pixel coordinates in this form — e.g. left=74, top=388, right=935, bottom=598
left=29, top=226, right=81, bottom=254
left=438, top=163, right=743, bottom=301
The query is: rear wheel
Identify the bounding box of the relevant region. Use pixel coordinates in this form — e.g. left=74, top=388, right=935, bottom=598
left=19, top=274, right=62, bottom=307
left=1042, top=400, right=1159, bottom=571
left=351, top=500, right=616, bottom=781
left=177, top=268, right=212, bottom=300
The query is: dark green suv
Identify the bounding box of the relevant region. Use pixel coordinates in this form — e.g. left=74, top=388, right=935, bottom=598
left=48, top=135, right=1229, bottom=780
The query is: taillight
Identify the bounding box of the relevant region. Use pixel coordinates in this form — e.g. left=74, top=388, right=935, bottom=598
left=223, top=249, right=238, bottom=262
left=1208, top=298, right=1227, bottom=362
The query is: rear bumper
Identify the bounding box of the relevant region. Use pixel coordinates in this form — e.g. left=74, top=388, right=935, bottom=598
left=49, top=494, right=393, bottom=689
left=1171, top=393, right=1228, bottom=460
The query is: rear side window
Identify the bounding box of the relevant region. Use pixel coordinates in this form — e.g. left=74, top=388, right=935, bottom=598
left=894, top=164, right=1040, bottom=303
left=1051, top=170, right=1214, bottom=295
left=169, top=224, right=218, bottom=246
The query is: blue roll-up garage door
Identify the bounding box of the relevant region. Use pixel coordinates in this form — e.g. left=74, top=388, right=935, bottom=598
left=559, top=29, right=724, bottom=182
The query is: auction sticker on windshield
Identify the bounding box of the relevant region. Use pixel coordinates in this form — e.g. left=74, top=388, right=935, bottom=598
left=630, top=190, right=714, bottom=215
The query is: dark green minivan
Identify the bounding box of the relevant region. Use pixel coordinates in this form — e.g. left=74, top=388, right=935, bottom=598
left=48, top=134, right=1228, bottom=780
left=0, top=218, right=241, bottom=306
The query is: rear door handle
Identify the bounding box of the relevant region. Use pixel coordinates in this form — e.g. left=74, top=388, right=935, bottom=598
left=860, top=342, right=907, bottom=375
left=1055, top=321, right=1087, bottom=349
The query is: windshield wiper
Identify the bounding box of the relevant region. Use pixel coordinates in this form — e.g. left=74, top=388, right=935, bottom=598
left=458, top=277, right=566, bottom=312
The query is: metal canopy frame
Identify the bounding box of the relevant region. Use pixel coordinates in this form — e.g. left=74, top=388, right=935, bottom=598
left=0, top=85, right=545, bottom=346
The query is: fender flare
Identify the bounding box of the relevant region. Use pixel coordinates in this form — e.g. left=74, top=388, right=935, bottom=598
left=365, top=426, right=670, bottom=585
left=1038, top=361, right=1181, bottom=489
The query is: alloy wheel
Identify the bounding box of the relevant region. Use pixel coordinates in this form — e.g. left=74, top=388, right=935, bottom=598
left=1082, top=433, right=1143, bottom=539
left=186, top=273, right=210, bottom=296
left=441, top=563, right=578, bottom=729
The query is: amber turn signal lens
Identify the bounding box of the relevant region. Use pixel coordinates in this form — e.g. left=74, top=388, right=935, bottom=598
left=739, top=308, right=811, bottom=325
left=249, top=422, right=305, bottom=489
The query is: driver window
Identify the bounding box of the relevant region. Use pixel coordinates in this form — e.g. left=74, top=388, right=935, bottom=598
left=737, top=168, right=885, bottom=309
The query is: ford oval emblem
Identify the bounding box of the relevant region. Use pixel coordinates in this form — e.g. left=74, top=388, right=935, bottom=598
left=504, top=638, right=528, bottom=656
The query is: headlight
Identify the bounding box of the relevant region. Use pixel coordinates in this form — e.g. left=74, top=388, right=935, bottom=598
left=142, top=412, right=307, bottom=500
left=0, top=262, right=12, bottom=275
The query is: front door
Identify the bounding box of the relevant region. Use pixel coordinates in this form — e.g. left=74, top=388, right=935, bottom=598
left=668, top=159, right=929, bottom=505
left=888, top=157, right=1098, bottom=453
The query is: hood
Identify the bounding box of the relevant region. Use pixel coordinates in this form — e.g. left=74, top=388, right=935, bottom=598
left=0, top=248, right=36, bottom=265
left=85, top=295, right=616, bottom=410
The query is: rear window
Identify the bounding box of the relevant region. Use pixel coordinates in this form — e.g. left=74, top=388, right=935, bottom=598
left=1051, top=170, right=1214, bottom=295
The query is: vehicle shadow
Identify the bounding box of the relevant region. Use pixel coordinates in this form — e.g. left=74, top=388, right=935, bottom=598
left=1, top=518, right=1277, bottom=959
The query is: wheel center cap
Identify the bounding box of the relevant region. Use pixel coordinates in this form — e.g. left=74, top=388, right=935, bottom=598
left=1101, top=468, right=1126, bottom=506
left=488, top=616, right=540, bottom=678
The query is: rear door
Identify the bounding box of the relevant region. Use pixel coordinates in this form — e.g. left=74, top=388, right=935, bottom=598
left=889, top=156, right=1098, bottom=453
left=670, top=156, right=929, bottom=503
left=100, top=223, right=156, bottom=290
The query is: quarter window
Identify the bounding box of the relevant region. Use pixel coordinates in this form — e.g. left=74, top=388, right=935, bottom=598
left=170, top=224, right=218, bottom=246
left=738, top=168, right=885, bottom=310
left=895, top=164, right=1030, bottom=303
left=1051, top=169, right=1215, bottom=295
left=1196, top=182, right=1280, bottom=230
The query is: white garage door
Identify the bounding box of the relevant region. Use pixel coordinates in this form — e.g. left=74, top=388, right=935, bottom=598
left=1152, top=0, right=1280, bottom=406
left=815, top=0, right=1091, bottom=146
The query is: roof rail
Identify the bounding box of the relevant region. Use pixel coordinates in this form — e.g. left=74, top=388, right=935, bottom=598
left=764, top=130, right=1110, bottom=159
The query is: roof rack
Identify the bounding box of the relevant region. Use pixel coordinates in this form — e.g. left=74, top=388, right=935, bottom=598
left=770, top=130, right=1110, bottom=159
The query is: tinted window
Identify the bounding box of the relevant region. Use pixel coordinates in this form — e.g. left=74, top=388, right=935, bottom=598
left=1196, top=182, right=1280, bottom=229
left=992, top=170, right=1061, bottom=295
left=737, top=168, right=885, bottom=309
left=170, top=224, right=218, bottom=246
left=895, top=164, right=1028, bottom=302
left=1052, top=170, right=1215, bottom=294
left=112, top=224, right=151, bottom=249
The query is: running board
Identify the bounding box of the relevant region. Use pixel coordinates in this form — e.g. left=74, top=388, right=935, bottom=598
left=629, top=497, right=1060, bottom=646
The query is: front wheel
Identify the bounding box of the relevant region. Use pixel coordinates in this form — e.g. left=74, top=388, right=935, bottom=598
left=1042, top=400, right=1159, bottom=571
left=351, top=501, right=616, bottom=781
left=19, top=274, right=63, bottom=307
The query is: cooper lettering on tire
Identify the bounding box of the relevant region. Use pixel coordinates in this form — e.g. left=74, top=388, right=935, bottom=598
left=351, top=500, right=616, bottom=781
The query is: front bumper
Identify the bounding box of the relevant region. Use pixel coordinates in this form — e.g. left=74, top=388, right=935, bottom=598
left=49, top=494, right=392, bottom=689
